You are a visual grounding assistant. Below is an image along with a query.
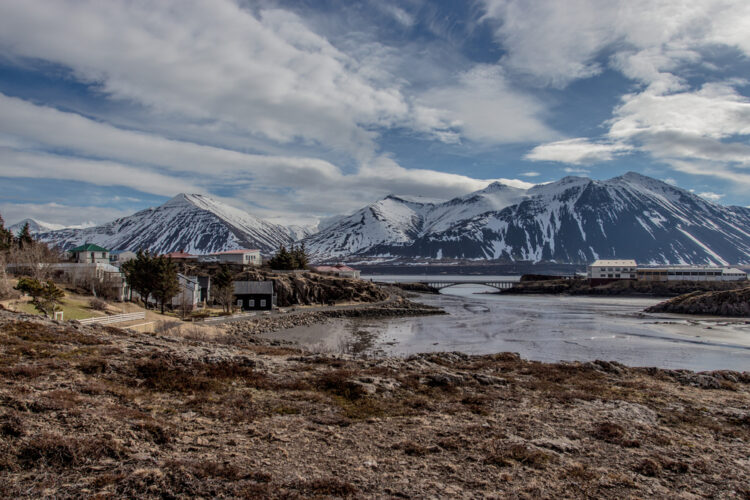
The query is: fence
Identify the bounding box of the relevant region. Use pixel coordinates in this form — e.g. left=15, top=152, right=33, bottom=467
left=78, top=312, right=146, bottom=325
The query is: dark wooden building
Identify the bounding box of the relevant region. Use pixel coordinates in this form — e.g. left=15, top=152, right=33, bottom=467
left=233, top=281, right=274, bottom=311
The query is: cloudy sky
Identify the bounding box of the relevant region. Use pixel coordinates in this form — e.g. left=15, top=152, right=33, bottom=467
left=1, top=0, right=749, bottom=227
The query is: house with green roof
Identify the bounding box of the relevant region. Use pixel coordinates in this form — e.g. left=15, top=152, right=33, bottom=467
left=69, top=243, right=110, bottom=264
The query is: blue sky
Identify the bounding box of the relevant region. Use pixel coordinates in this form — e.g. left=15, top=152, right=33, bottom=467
left=1, top=0, right=749, bottom=227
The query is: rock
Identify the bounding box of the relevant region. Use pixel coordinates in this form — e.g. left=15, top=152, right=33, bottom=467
left=472, top=374, right=509, bottom=386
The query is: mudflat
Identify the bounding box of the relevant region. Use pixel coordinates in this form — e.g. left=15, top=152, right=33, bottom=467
left=1, top=309, right=748, bottom=498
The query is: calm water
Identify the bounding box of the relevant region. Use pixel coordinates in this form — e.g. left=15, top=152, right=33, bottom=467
left=266, top=277, right=750, bottom=372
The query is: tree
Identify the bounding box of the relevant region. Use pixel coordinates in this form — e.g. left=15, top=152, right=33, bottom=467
left=213, top=264, right=235, bottom=313
left=268, top=244, right=308, bottom=270
left=17, top=222, right=33, bottom=249
left=0, top=214, right=13, bottom=252
left=292, top=243, right=309, bottom=269
left=15, top=277, right=65, bottom=317
left=121, top=250, right=158, bottom=307
left=151, top=256, right=180, bottom=314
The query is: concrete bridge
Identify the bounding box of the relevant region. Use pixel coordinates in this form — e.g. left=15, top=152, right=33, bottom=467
left=415, top=280, right=518, bottom=291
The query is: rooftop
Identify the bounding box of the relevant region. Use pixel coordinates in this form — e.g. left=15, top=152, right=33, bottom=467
left=212, top=249, right=260, bottom=255
left=590, top=260, right=637, bottom=267
left=69, top=243, right=109, bottom=253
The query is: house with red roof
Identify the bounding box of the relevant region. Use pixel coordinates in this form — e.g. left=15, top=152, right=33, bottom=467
left=313, top=264, right=360, bottom=279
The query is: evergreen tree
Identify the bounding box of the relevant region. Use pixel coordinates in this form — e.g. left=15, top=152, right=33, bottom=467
left=292, top=243, right=309, bottom=269
left=152, top=256, right=180, bottom=314
left=121, top=250, right=158, bottom=307
left=268, top=245, right=297, bottom=270
left=17, top=222, right=33, bottom=249
left=15, top=277, right=65, bottom=317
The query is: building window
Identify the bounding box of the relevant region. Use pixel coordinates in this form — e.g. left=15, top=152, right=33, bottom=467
left=260, top=299, right=266, bottom=308
left=236, top=299, right=242, bottom=307
left=249, top=299, right=255, bottom=307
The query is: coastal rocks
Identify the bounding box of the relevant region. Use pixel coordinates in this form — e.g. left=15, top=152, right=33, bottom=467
left=504, top=278, right=748, bottom=298
left=645, top=287, right=750, bottom=317
left=222, top=299, right=445, bottom=337
left=234, top=269, right=388, bottom=307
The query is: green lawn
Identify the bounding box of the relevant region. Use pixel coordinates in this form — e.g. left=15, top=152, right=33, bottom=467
left=16, top=299, right=100, bottom=321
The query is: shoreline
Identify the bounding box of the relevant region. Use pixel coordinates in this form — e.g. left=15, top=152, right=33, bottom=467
left=221, top=296, right=445, bottom=337
left=1, top=308, right=748, bottom=498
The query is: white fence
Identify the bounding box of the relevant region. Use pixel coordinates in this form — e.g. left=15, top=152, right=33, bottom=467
left=78, top=312, right=146, bottom=325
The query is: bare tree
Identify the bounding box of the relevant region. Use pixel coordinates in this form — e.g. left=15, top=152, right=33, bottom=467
left=7, top=241, right=61, bottom=282
left=0, top=253, right=15, bottom=299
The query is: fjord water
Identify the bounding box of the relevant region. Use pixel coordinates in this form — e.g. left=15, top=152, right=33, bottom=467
left=269, top=277, right=750, bottom=372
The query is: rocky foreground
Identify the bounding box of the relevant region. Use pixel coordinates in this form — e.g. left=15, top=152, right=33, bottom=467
left=1, top=309, right=749, bottom=498
left=646, top=287, right=750, bottom=317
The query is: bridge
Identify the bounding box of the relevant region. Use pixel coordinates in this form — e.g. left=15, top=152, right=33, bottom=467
left=374, top=279, right=519, bottom=291
left=419, top=280, right=518, bottom=291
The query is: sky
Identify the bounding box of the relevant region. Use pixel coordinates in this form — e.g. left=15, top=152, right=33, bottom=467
left=1, top=0, right=749, bottom=228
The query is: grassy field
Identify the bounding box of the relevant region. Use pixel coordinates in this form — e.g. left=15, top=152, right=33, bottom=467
left=14, top=295, right=105, bottom=321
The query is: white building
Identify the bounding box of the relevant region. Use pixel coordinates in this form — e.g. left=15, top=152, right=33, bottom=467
left=587, top=260, right=637, bottom=281
left=637, top=266, right=747, bottom=282
left=171, top=274, right=201, bottom=308
left=313, top=264, right=361, bottom=279
left=198, top=249, right=261, bottom=266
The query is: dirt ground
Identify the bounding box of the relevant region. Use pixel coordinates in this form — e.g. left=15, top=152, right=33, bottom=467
left=1, top=308, right=748, bottom=499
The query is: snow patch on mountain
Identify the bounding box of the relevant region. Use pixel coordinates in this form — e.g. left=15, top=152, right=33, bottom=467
left=38, top=194, right=292, bottom=255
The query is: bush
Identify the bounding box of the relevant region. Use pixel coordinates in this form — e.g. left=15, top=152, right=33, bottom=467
left=88, top=298, right=108, bottom=311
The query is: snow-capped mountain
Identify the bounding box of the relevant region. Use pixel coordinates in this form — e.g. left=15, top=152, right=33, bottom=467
left=305, top=173, right=750, bottom=265
left=38, top=194, right=293, bottom=254
left=9, top=218, right=68, bottom=234
left=284, top=223, right=319, bottom=242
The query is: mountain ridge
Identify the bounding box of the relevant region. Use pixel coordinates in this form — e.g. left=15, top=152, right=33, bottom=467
left=303, top=172, right=750, bottom=265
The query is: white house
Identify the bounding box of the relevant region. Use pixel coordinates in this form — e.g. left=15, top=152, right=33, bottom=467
left=587, top=260, right=637, bottom=283
left=198, top=249, right=261, bottom=266
left=171, top=274, right=201, bottom=309
left=313, top=264, right=361, bottom=279
left=69, top=243, right=110, bottom=264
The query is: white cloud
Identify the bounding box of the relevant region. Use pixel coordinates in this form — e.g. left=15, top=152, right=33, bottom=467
left=525, top=138, right=632, bottom=164
left=0, top=93, right=535, bottom=222
left=698, top=191, right=724, bottom=201
left=480, top=0, right=750, bottom=88
left=520, top=171, right=540, bottom=177
left=418, top=65, right=556, bottom=143
left=0, top=202, right=131, bottom=228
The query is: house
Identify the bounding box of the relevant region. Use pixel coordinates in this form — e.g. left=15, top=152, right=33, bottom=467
left=171, top=274, right=200, bottom=309
left=110, top=250, right=137, bottom=265
left=197, top=276, right=211, bottom=303
left=199, top=249, right=261, bottom=266
left=637, top=266, right=747, bottom=282
left=164, top=250, right=198, bottom=262
left=313, top=264, right=361, bottom=279
left=69, top=243, right=110, bottom=264
left=233, top=281, right=274, bottom=310
left=587, top=259, right=637, bottom=285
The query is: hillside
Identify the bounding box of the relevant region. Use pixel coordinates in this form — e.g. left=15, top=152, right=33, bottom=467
left=1, top=310, right=748, bottom=498
left=37, top=194, right=293, bottom=255
left=305, top=173, right=750, bottom=265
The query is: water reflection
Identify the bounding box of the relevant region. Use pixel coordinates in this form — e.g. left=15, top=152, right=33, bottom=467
left=266, top=283, right=750, bottom=371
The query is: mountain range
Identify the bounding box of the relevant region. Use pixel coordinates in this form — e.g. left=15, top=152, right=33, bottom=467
left=303, top=172, right=750, bottom=265
left=27, top=173, right=750, bottom=265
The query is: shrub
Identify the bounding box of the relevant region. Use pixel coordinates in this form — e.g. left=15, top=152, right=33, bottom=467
left=88, top=298, right=108, bottom=311
left=487, top=443, right=553, bottom=469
